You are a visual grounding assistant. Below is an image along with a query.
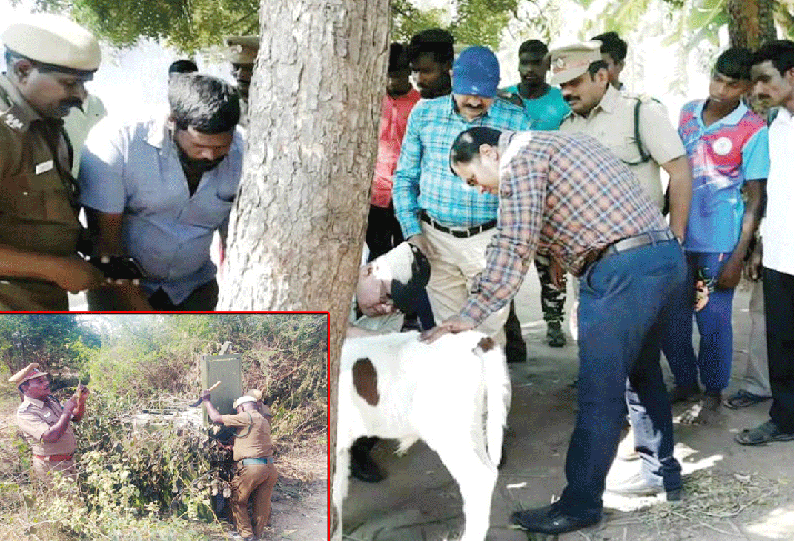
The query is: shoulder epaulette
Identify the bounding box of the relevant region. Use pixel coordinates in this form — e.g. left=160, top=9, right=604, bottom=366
left=0, top=104, right=30, bottom=132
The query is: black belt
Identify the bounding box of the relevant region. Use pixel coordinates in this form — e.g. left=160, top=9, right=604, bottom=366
left=603, top=229, right=677, bottom=257
left=420, top=211, right=496, bottom=238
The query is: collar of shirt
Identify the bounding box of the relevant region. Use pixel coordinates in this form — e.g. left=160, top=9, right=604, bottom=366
left=595, top=84, right=621, bottom=115
left=694, top=99, right=749, bottom=130
left=774, top=106, right=793, bottom=125
left=20, top=396, right=46, bottom=409
left=145, top=113, right=174, bottom=150
left=0, top=74, right=43, bottom=131
left=386, top=88, right=420, bottom=106
left=498, top=129, right=533, bottom=169
left=448, top=94, right=492, bottom=122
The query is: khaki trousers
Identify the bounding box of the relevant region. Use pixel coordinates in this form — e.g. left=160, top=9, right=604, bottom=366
left=231, top=462, right=279, bottom=538
left=422, top=223, right=509, bottom=343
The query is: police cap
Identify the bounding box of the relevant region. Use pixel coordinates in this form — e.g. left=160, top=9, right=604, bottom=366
left=547, top=41, right=602, bottom=86
left=225, top=35, right=259, bottom=65
left=2, top=13, right=101, bottom=77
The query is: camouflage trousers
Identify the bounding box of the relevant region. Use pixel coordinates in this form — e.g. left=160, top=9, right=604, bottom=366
left=535, top=258, right=567, bottom=325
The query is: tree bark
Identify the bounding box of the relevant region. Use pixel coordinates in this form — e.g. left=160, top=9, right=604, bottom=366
left=217, top=0, right=390, bottom=536
left=727, top=0, right=777, bottom=49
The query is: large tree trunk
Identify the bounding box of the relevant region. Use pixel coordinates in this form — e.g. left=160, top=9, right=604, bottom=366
left=727, top=0, right=777, bottom=48
left=217, top=0, right=390, bottom=536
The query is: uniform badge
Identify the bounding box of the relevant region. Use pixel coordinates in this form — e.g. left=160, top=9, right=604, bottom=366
left=712, top=136, right=732, bottom=156
left=36, top=160, right=54, bottom=175
left=3, top=113, right=24, bottom=131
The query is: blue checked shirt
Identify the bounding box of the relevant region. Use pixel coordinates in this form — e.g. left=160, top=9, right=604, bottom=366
left=392, top=95, right=531, bottom=238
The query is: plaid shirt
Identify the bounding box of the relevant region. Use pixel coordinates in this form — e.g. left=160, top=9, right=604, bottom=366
left=392, top=95, right=531, bottom=238
left=461, top=130, right=669, bottom=325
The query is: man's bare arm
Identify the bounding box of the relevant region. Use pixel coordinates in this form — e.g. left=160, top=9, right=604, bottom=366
left=660, top=155, right=692, bottom=242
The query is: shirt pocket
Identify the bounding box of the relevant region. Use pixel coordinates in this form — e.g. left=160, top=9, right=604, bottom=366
left=178, top=190, right=234, bottom=229
left=0, top=171, right=77, bottom=224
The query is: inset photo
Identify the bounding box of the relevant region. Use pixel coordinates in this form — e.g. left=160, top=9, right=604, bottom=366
left=0, top=312, right=328, bottom=541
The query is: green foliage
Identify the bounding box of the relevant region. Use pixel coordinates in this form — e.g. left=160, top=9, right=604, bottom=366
left=392, top=0, right=446, bottom=44
left=74, top=391, right=222, bottom=522
left=22, top=0, right=524, bottom=55
left=17, top=0, right=258, bottom=53
left=1, top=314, right=325, bottom=539
left=0, top=314, right=100, bottom=376
left=451, top=0, right=519, bottom=49
left=1, top=391, right=229, bottom=540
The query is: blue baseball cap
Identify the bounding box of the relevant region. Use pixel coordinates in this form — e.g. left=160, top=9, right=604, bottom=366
left=452, top=46, right=500, bottom=98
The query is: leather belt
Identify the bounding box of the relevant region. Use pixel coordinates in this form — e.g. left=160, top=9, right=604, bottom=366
left=421, top=211, right=496, bottom=239
left=239, top=457, right=272, bottom=466
left=603, top=229, right=676, bottom=257
left=581, top=230, right=676, bottom=274
left=34, top=454, right=73, bottom=462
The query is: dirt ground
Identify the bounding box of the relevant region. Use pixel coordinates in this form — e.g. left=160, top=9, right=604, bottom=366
left=267, top=440, right=328, bottom=541
left=340, top=270, right=794, bottom=541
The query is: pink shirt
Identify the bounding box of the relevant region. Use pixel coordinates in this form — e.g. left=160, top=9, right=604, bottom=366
left=371, top=88, right=421, bottom=207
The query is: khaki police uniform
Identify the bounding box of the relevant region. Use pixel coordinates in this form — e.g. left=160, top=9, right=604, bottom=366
left=559, top=85, right=685, bottom=210
left=550, top=42, right=685, bottom=212
left=225, top=35, right=259, bottom=127
left=0, top=13, right=101, bottom=310
left=0, top=77, right=82, bottom=310
left=17, top=395, right=78, bottom=481
left=221, top=409, right=278, bottom=538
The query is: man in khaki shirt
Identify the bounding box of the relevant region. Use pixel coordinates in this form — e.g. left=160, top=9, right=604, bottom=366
left=10, top=363, right=85, bottom=481
left=203, top=391, right=278, bottom=540
left=0, top=14, right=106, bottom=309
left=553, top=41, right=692, bottom=240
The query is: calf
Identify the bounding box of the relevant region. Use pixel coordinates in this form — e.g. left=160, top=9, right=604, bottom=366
left=334, top=330, right=511, bottom=540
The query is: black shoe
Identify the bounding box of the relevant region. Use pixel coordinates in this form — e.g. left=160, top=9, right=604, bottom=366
left=349, top=445, right=385, bottom=483
left=546, top=323, right=566, bottom=347
left=510, top=503, right=599, bottom=534
left=669, top=383, right=700, bottom=403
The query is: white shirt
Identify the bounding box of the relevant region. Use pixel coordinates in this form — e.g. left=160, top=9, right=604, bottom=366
left=761, top=107, right=794, bottom=275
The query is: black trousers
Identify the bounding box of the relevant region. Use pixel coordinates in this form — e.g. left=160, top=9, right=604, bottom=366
left=366, top=203, right=404, bottom=261
left=149, top=278, right=219, bottom=311
left=763, top=267, right=794, bottom=433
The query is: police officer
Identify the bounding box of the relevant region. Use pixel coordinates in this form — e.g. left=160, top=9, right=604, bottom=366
left=553, top=41, right=691, bottom=240
left=0, top=13, right=105, bottom=310
left=225, top=35, right=259, bottom=126
left=10, top=363, right=87, bottom=482
left=202, top=391, right=278, bottom=540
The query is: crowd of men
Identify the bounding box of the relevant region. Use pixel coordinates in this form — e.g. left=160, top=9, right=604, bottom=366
left=2, top=7, right=794, bottom=538
left=2, top=13, right=277, bottom=540
left=354, top=26, right=794, bottom=536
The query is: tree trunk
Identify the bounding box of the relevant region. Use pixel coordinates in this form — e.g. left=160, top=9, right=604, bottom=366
left=217, top=0, right=390, bottom=536
left=727, top=0, right=777, bottom=49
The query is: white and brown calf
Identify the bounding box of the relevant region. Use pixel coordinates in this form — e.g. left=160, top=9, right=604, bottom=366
left=334, top=330, right=511, bottom=541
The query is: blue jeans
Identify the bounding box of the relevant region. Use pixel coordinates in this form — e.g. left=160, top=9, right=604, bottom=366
left=559, top=238, right=685, bottom=520
left=661, top=251, right=735, bottom=392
